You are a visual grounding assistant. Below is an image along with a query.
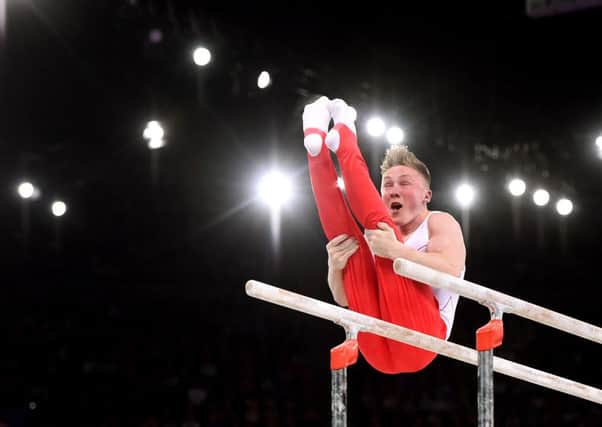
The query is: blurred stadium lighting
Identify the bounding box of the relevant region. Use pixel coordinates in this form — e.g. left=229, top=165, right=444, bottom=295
left=18, top=182, right=36, bottom=199
left=51, top=201, right=67, bottom=217
left=193, top=46, right=211, bottom=66
left=143, top=121, right=164, bottom=140
left=366, top=117, right=386, bottom=137
left=533, top=189, right=550, bottom=206
left=386, top=126, right=405, bottom=145
left=337, top=176, right=345, bottom=191
left=257, top=169, right=293, bottom=258
left=455, top=183, right=475, bottom=208
left=556, top=198, right=573, bottom=216
left=508, top=178, right=526, bottom=196
left=596, top=135, right=602, bottom=148
left=257, top=71, right=271, bottom=89
left=148, top=28, right=163, bottom=43
left=147, top=138, right=165, bottom=150
left=257, top=171, right=292, bottom=210
left=143, top=121, right=165, bottom=149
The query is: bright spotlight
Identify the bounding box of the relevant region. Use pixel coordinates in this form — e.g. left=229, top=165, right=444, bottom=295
left=257, top=171, right=292, bottom=209
left=257, top=71, right=271, bottom=89
left=366, top=117, right=386, bottom=137
left=337, top=177, right=345, bottom=190
left=51, top=201, right=67, bottom=217
left=508, top=178, right=526, bottom=197
left=556, top=198, right=573, bottom=216
left=455, top=183, right=475, bottom=208
left=18, top=182, right=35, bottom=199
left=193, top=47, right=211, bottom=66
left=386, top=126, right=405, bottom=145
left=143, top=121, right=164, bottom=140
left=143, top=121, right=166, bottom=149
left=533, top=189, right=550, bottom=206
left=595, top=135, right=602, bottom=148
left=147, top=138, right=165, bottom=150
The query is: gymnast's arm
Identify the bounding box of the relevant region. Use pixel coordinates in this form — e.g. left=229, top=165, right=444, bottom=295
left=325, top=234, right=358, bottom=306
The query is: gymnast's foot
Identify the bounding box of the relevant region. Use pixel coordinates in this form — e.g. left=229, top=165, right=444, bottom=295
left=325, top=98, right=357, bottom=153
left=302, top=96, right=331, bottom=156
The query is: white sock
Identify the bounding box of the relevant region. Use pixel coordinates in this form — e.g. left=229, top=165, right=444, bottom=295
left=328, top=99, right=357, bottom=135
left=304, top=134, right=323, bottom=156
left=324, top=129, right=340, bottom=152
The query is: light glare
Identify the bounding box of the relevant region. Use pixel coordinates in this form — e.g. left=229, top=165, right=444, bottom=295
left=148, top=138, right=165, bottom=149
left=257, top=71, right=271, bottom=89
left=18, top=182, right=35, bottom=199
left=533, top=189, right=550, bottom=206
left=337, top=177, right=345, bottom=190
left=596, top=135, right=602, bottom=148
left=455, top=183, right=475, bottom=208
left=193, top=47, right=211, bottom=66
left=386, top=126, right=405, bottom=145
left=51, top=201, right=67, bottom=217
left=143, top=121, right=164, bottom=140
left=366, top=117, right=386, bottom=137
left=508, top=178, right=526, bottom=197
left=556, top=198, right=573, bottom=216
left=258, top=171, right=292, bottom=209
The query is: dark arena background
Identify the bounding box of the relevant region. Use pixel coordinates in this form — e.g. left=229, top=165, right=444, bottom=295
left=0, top=1, right=601, bottom=426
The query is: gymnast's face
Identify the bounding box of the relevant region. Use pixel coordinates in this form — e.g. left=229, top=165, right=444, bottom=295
left=381, top=165, right=432, bottom=227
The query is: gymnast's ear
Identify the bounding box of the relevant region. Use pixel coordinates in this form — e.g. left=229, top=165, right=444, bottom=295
left=424, top=189, right=432, bottom=203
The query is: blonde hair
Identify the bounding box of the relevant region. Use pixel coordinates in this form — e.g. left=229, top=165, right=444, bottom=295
left=380, top=145, right=431, bottom=186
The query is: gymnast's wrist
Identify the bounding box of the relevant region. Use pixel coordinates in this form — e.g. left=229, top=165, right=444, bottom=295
left=390, top=241, right=407, bottom=260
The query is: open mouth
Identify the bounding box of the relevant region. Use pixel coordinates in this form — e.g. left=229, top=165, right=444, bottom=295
left=390, top=201, right=402, bottom=211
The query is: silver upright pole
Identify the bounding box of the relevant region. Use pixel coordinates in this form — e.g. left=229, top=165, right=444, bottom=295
left=476, top=304, right=504, bottom=427
left=478, top=349, right=494, bottom=426
left=331, top=365, right=348, bottom=427
left=331, top=327, right=358, bottom=427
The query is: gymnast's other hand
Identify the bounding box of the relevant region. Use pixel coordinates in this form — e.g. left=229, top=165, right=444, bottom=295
left=326, top=234, right=359, bottom=271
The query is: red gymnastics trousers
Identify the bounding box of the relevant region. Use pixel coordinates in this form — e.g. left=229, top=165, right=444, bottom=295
left=307, top=124, right=446, bottom=374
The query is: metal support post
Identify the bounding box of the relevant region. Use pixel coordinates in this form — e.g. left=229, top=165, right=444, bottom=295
left=331, top=326, right=359, bottom=427
left=477, top=303, right=504, bottom=427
